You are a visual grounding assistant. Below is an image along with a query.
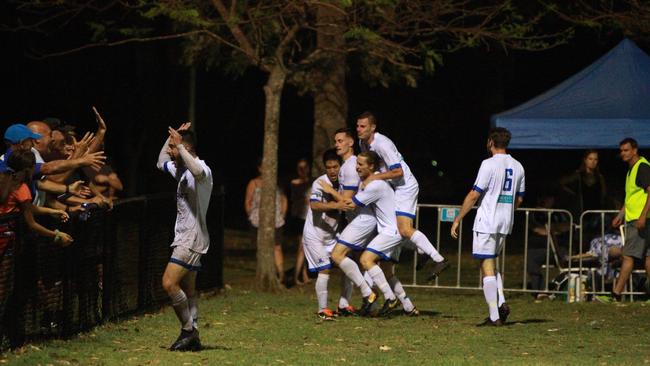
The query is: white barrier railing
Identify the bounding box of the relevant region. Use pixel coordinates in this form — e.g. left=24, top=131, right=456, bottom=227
left=406, top=204, right=647, bottom=301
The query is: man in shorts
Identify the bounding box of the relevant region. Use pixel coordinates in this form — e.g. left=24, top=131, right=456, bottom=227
left=157, top=123, right=213, bottom=350
left=451, top=127, right=524, bottom=326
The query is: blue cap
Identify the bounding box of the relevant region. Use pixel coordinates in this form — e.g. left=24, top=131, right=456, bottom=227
left=3, top=124, right=42, bottom=144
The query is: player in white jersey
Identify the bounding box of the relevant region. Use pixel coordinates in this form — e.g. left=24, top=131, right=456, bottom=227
left=157, top=123, right=213, bottom=350
left=356, top=112, right=448, bottom=280
left=330, top=128, right=419, bottom=316
left=303, top=149, right=355, bottom=320
left=451, top=127, right=525, bottom=327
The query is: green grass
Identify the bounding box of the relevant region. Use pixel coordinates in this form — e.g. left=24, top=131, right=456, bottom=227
left=3, top=255, right=650, bottom=365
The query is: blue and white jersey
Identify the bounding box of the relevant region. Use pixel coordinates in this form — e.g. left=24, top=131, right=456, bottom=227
left=161, top=158, right=213, bottom=254
left=338, top=155, right=374, bottom=222
left=472, top=154, right=525, bottom=235
left=352, top=179, right=399, bottom=236
left=360, top=132, right=418, bottom=190
left=304, top=174, right=339, bottom=244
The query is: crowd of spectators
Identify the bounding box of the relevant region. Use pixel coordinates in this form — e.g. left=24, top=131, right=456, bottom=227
left=1, top=108, right=123, bottom=238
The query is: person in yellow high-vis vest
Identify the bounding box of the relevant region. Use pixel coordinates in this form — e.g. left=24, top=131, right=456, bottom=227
left=608, top=138, right=650, bottom=302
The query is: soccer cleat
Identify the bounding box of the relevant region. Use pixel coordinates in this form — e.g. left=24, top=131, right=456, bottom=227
left=169, top=328, right=201, bottom=351
left=360, top=291, right=378, bottom=316
left=336, top=305, right=359, bottom=317
left=594, top=295, right=617, bottom=304
left=379, top=298, right=399, bottom=317
left=317, top=308, right=337, bottom=320
left=403, top=307, right=420, bottom=317
left=498, top=303, right=510, bottom=323
left=427, top=259, right=450, bottom=282
left=415, top=253, right=430, bottom=271
left=476, top=317, right=503, bottom=327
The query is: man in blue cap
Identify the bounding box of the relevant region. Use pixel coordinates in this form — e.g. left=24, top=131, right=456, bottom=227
left=2, top=123, right=106, bottom=177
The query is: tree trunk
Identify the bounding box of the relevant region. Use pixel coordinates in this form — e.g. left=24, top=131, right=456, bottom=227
left=311, top=3, right=348, bottom=176
left=256, top=65, right=286, bottom=292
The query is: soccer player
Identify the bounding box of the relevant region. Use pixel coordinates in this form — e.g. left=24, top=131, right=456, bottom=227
left=157, top=123, right=213, bottom=350
left=356, top=112, right=448, bottom=280
left=451, top=127, right=524, bottom=326
left=303, top=149, right=354, bottom=320
left=333, top=128, right=418, bottom=315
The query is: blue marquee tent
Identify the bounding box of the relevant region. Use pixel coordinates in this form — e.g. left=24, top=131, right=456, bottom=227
left=491, top=39, right=650, bottom=149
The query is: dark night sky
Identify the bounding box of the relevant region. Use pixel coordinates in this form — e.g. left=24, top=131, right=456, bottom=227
left=0, top=25, right=641, bottom=228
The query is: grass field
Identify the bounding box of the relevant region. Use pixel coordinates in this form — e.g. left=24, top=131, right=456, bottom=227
left=3, top=253, right=650, bottom=365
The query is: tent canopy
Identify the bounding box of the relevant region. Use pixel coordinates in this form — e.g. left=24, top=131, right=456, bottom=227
left=492, top=39, right=650, bottom=149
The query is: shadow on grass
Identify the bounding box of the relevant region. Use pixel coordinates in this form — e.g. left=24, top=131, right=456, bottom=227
left=198, top=344, right=233, bottom=351
left=505, top=319, right=551, bottom=326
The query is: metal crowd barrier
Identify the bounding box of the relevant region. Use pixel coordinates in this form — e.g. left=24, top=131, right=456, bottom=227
left=0, top=191, right=224, bottom=350
left=407, top=204, right=648, bottom=301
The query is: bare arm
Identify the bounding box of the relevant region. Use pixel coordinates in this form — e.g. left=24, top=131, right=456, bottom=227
left=20, top=202, right=73, bottom=246
left=40, top=152, right=106, bottom=175
left=451, top=190, right=482, bottom=239
left=244, top=180, right=256, bottom=216
left=310, top=200, right=346, bottom=212
left=636, top=186, right=650, bottom=230
left=88, top=106, right=107, bottom=153
left=515, top=196, right=524, bottom=209
left=280, top=191, right=288, bottom=217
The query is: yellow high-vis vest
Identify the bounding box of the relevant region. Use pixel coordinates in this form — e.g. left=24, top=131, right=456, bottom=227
left=625, top=156, right=650, bottom=221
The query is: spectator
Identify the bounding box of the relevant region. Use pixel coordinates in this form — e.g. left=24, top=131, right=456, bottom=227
left=560, top=150, right=607, bottom=230
left=526, top=192, right=572, bottom=299
left=288, top=158, right=311, bottom=285
left=0, top=150, right=73, bottom=246
left=245, top=160, right=288, bottom=285
left=571, top=232, right=623, bottom=280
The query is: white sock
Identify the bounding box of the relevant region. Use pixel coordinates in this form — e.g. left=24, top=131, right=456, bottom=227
left=388, top=276, right=414, bottom=312
left=363, top=271, right=375, bottom=289
left=170, top=290, right=193, bottom=331
left=338, top=276, right=353, bottom=309
left=339, top=257, right=372, bottom=297
left=367, top=265, right=395, bottom=300
left=188, top=295, right=199, bottom=329
left=410, top=230, right=444, bottom=262
left=496, top=272, right=506, bottom=307
left=316, top=273, right=330, bottom=311
left=483, top=276, right=499, bottom=322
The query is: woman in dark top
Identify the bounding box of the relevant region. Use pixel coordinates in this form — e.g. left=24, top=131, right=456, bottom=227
left=560, top=150, right=607, bottom=227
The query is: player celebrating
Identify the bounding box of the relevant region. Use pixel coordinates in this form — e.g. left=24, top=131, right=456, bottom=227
left=356, top=112, right=447, bottom=280
left=451, top=127, right=524, bottom=326
left=303, top=149, right=355, bottom=320
left=157, top=123, right=213, bottom=350
left=332, top=129, right=418, bottom=316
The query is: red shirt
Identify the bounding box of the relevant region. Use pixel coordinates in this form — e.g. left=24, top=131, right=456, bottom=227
left=0, top=183, right=32, bottom=214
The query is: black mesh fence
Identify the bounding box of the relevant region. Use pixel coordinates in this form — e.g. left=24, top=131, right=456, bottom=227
left=0, top=190, right=224, bottom=350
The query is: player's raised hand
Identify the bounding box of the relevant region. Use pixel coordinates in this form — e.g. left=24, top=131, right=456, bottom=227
left=82, top=151, right=107, bottom=171
left=177, top=122, right=192, bottom=132
left=168, top=126, right=182, bottom=146
left=450, top=219, right=460, bottom=239
left=69, top=180, right=92, bottom=198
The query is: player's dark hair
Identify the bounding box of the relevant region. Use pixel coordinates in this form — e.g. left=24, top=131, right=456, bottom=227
left=334, top=127, right=355, bottom=139
left=322, top=148, right=342, bottom=166
left=619, top=137, right=638, bottom=149
left=179, top=130, right=197, bottom=151
left=488, top=127, right=511, bottom=149
left=357, top=111, right=377, bottom=126
left=358, top=151, right=380, bottom=171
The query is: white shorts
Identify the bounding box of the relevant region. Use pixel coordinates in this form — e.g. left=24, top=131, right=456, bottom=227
left=366, top=233, right=404, bottom=263
left=337, top=215, right=377, bottom=251
left=170, top=245, right=203, bottom=271
left=394, top=183, right=419, bottom=219
left=472, top=231, right=506, bottom=259
left=303, top=235, right=337, bottom=272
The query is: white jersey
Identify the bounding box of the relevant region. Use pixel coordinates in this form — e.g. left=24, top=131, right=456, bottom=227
left=360, top=132, right=418, bottom=190
left=161, top=158, right=213, bottom=254
left=352, top=178, right=399, bottom=236
left=303, top=174, right=339, bottom=244
left=472, top=154, right=525, bottom=235
left=338, top=155, right=374, bottom=222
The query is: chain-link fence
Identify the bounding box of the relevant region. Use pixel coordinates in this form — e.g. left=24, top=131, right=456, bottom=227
left=0, top=191, right=224, bottom=350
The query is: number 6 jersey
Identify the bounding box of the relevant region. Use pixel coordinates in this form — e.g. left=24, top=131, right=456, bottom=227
left=471, top=154, right=525, bottom=235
